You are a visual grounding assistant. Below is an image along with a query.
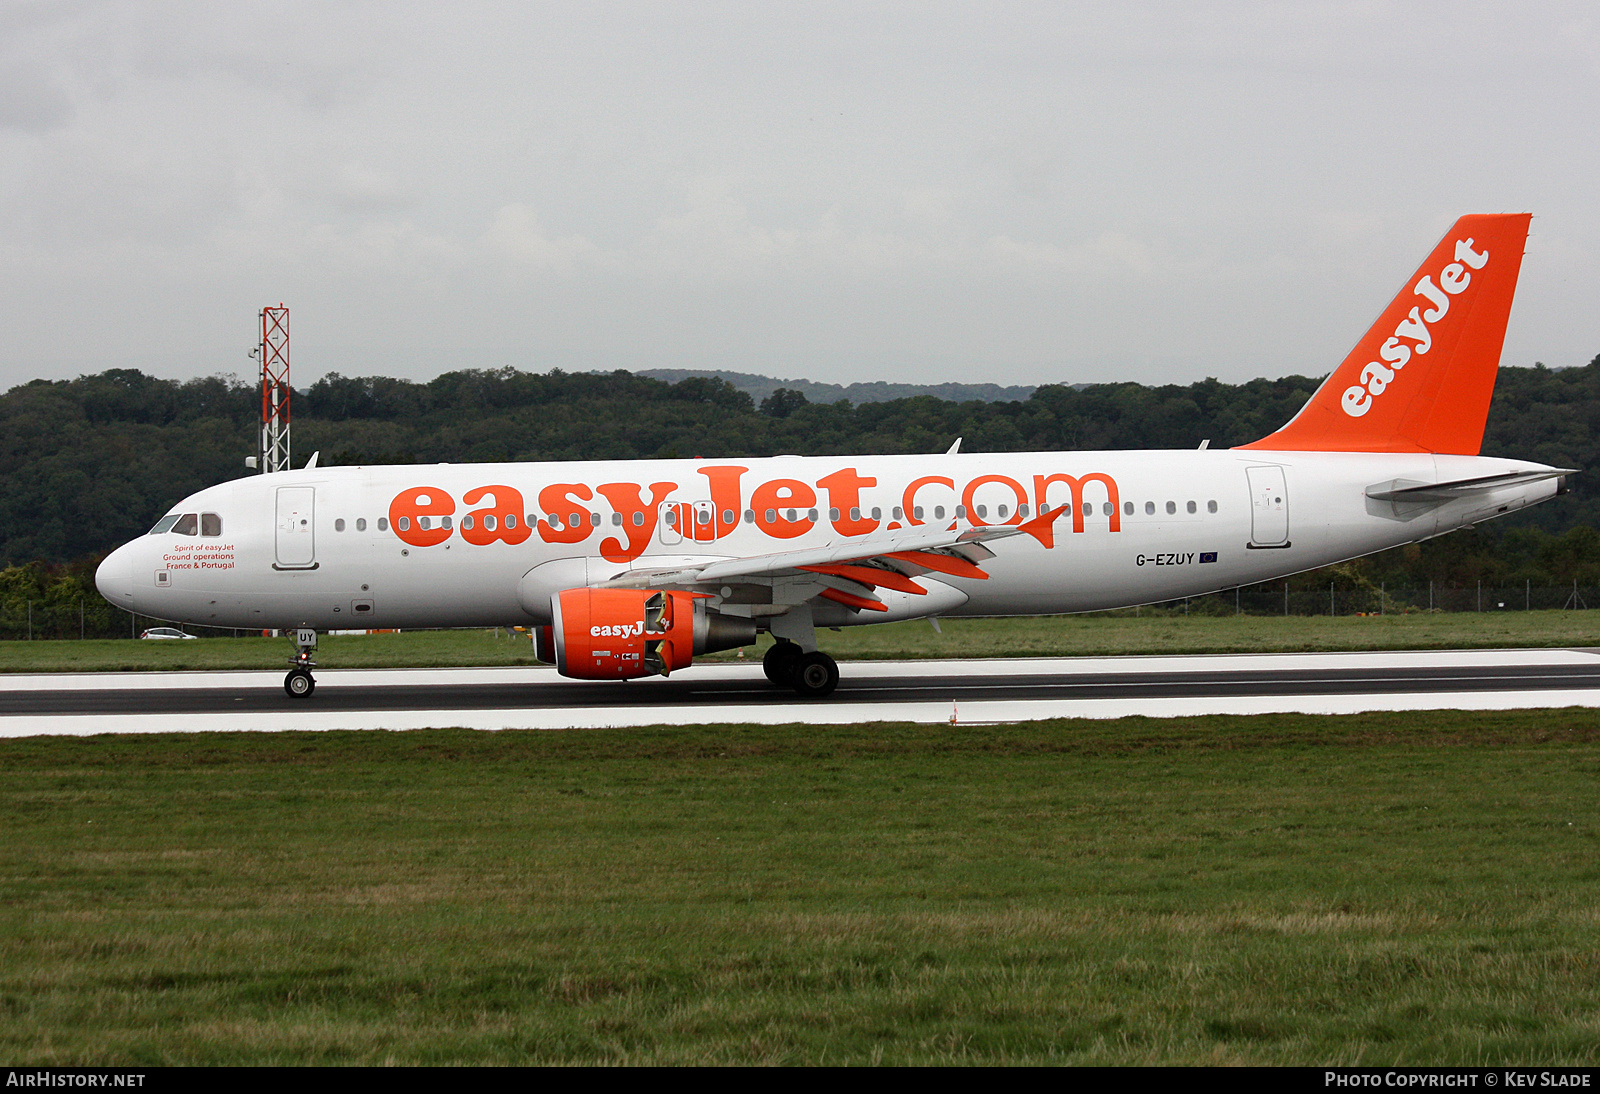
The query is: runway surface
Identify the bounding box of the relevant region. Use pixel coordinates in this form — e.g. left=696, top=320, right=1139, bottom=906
left=4, top=648, right=1600, bottom=734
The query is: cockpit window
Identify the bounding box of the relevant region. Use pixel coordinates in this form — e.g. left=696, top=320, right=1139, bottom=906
left=150, top=512, right=221, bottom=536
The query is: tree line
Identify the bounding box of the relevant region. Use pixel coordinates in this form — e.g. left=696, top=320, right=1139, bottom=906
left=2, top=357, right=1598, bottom=586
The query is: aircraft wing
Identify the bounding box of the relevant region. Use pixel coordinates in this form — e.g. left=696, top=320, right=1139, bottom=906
left=596, top=523, right=1027, bottom=612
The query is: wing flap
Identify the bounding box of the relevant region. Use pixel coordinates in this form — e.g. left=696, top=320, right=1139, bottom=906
left=820, top=587, right=889, bottom=612
left=599, top=524, right=1022, bottom=591
left=801, top=563, right=929, bottom=595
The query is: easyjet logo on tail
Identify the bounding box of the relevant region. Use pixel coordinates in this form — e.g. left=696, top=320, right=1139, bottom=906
left=1342, top=237, right=1490, bottom=418
left=1240, top=213, right=1530, bottom=456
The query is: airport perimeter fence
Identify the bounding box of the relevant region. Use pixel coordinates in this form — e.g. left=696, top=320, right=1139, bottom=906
left=0, top=597, right=266, bottom=642
left=1, top=582, right=1598, bottom=641
left=1142, top=581, right=1600, bottom=617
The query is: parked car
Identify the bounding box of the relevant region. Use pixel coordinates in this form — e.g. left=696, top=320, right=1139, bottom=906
left=140, top=627, right=196, bottom=640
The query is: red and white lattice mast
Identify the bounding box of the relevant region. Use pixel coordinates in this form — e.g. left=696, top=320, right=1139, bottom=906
left=258, top=304, right=290, bottom=474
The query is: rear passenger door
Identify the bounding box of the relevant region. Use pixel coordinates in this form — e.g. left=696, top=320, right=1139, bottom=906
left=1246, top=465, right=1290, bottom=547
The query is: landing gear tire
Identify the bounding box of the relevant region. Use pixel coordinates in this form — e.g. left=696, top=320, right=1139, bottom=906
left=284, top=668, right=316, bottom=698
left=763, top=641, right=802, bottom=685
left=790, top=651, right=839, bottom=698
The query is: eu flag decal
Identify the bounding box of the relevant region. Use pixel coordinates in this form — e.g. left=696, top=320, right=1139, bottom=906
left=1199, top=552, right=1218, bottom=563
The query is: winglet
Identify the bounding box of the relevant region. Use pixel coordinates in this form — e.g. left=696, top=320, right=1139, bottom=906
left=1239, top=214, right=1531, bottom=455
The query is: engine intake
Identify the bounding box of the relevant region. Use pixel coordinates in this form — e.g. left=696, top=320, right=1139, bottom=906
left=546, top=588, right=756, bottom=680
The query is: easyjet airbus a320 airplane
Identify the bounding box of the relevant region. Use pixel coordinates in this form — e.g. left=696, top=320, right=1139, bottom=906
left=97, top=214, right=1571, bottom=699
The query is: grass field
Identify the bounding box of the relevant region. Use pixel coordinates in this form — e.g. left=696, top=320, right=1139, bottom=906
left=3, top=609, right=1600, bottom=673
left=3, top=711, right=1599, bottom=1065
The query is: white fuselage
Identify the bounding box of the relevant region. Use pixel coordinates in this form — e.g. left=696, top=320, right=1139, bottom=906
left=95, top=449, right=1560, bottom=632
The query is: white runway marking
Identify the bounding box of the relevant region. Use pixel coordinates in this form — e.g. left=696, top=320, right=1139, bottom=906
left=3, top=646, right=1597, bottom=692
left=3, top=648, right=1600, bottom=735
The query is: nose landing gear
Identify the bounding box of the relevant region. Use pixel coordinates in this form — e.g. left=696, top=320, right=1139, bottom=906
left=284, top=627, right=318, bottom=698
left=284, top=666, right=315, bottom=697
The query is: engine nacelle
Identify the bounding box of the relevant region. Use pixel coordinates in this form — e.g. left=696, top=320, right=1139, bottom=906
left=547, top=588, right=756, bottom=680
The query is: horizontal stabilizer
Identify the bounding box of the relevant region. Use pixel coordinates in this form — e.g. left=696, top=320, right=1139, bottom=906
left=1365, top=468, right=1575, bottom=503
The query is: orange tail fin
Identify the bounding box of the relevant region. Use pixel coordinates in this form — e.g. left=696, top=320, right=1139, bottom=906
left=1239, top=213, right=1530, bottom=455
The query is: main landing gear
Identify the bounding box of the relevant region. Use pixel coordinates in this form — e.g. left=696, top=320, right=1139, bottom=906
left=762, top=639, right=840, bottom=698
left=762, top=641, right=801, bottom=684
left=284, top=627, right=317, bottom=698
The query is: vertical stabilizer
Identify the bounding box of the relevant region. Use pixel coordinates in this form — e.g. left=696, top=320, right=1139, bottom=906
left=1240, top=213, right=1530, bottom=455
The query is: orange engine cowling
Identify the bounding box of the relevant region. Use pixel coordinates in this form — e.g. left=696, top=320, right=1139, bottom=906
left=548, top=588, right=755, bottom=680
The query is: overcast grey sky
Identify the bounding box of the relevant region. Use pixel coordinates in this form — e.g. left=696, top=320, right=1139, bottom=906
left=2, top=1, right=1597, bottom=392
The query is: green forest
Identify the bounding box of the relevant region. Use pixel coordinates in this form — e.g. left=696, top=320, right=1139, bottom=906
left=3, top=357, right=1600, bottom=635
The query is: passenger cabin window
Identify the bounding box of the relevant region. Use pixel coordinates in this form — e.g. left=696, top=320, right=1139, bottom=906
left=335, top=519, right=346, bottom=532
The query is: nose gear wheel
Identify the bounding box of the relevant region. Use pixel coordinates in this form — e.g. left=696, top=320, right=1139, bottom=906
left=284, top=668, right=315, bottom=698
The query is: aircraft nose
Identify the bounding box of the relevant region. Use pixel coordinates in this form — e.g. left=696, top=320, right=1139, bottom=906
left=95, top=542, right=137, bottom=608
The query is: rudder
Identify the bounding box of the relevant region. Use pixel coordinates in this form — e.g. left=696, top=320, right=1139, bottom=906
left=1240, top=213, right=1531, bottom=455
